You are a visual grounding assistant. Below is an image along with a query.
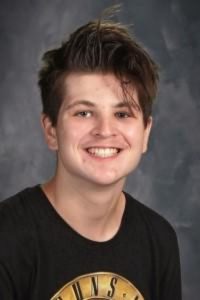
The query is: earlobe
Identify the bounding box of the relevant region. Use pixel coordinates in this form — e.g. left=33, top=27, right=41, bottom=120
left=142, top=117, right=153, bottom=153
left=41, top=114, right=58, bottom=150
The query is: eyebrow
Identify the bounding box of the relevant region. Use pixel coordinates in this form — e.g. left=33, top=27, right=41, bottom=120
left=64, top=99, right=135, bottom=110
left=114, top=102, right=132, bottom=108
left=115, top=101, right=141, bottom=111
left=64, top=100, right=95, bottom=110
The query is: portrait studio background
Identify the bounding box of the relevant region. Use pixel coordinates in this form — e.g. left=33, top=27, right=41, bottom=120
left=0, top=0, right=199, bottom=299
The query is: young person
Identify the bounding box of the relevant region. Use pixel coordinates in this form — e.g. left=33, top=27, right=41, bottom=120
left=0, top=15, right=182, bottom=300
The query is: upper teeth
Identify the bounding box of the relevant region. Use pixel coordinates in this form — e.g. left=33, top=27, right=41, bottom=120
left=87, top=148, right=119, bottom=157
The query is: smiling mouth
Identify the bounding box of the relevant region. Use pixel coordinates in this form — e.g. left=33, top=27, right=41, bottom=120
left=86, top=147, right=121, bottom=158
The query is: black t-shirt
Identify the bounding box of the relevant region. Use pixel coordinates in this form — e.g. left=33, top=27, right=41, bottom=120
left=0, top=186, right=182, bottom=300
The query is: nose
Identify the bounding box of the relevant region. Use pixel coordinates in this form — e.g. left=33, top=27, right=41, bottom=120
left=91, top=115, right=117, bottom=138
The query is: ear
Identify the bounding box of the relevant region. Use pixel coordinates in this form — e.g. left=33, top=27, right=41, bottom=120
left=41, top=114, right=58, bottom=150
left=142, top=117, right=153, bottom=153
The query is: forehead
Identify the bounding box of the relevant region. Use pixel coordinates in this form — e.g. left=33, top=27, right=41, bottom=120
left=63, top=72, right=138, bottom=104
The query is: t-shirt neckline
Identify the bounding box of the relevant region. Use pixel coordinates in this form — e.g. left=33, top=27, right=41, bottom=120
left=34, top=184, right=133, bottom=248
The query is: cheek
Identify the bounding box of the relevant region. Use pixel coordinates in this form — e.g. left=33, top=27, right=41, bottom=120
left=57, top=122, right=85, bottom=149
left=125, top=126, right=145, bottom=146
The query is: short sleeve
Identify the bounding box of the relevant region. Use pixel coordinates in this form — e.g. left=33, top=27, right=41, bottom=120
left=159, top=227, right=182, bottom=299
left=0, top=200, right=35, bottom=299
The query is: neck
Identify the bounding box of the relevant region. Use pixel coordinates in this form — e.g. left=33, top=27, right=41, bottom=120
left=42, top=173, right=126, bottom=242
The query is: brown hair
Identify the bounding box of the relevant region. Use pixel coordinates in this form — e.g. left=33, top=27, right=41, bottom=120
left=38, top=14, right=159, bottom=127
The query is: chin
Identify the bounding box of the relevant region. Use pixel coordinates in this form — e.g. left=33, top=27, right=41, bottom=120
left=87, top=174, right=126, bottom=187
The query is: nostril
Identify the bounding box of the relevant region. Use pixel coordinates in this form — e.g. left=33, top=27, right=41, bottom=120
left=91, top=122, right=117, bottom=137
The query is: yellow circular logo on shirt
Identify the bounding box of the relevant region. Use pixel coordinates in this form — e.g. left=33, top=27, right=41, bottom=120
left=51, top=272, right=144, bottom=300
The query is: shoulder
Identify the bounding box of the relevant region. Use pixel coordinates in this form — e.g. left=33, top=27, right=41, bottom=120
left=124, top=192, right=179, bottom=251
left=0, top=185, right=42, bottom=260
left=0, top=186, right=40, bottom=227
left=0, top=186, right=41, bottom=253
left=0, top=187, right=41, bottom=296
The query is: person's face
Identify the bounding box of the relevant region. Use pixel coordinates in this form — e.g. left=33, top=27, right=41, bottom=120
left=42, top=72, right=152, bottom=187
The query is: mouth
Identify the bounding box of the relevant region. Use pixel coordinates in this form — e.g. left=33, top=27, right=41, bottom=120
left=86, top=147, right=121, bottom=158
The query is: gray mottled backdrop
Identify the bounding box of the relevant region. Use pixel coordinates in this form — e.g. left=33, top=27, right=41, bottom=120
left=0, top=0, right=199, bottom=298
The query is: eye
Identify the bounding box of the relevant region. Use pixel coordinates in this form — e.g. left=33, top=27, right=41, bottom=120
left=115, top=111, right=132, bottom=118
left=75, top=111, right=92, bottom=118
